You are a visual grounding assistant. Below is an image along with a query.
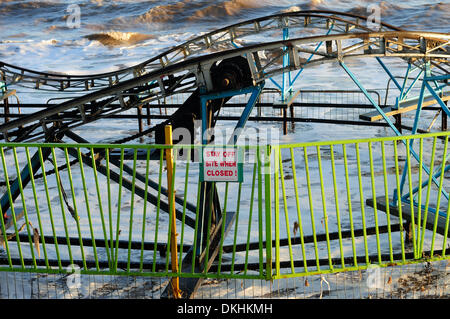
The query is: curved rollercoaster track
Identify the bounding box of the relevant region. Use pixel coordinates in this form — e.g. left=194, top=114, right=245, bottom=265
left=0, top=11, right=448, bottom=299
left=0, top=10, right=402, bottom=92
left=0, top=10, right=448, bottom=144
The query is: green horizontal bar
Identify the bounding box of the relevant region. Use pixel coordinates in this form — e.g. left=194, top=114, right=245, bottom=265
left=0, top=131, right=448, bottom=150
left=0, top=252, right=446, bottom=280
left=271, top=254, right=450, bottom=280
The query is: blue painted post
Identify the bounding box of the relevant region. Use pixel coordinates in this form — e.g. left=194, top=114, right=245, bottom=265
left=340, top=60, right=402, bottom=136
left=376, top=57, right=402, bottom=91
left=228, top=83, right=264, bottom=144
left=397, top=63, right=448, bottom=203
left=282, top=27, right=289, bottom=103
left=196, top=84, right=264, bottom=260
left=287, top=25, right=334, bottom=94
left=402, top=68, right=424, bottom=101
left=424, top=81, right=450, bottom=117
left=341, top=61, right=441, bottom=203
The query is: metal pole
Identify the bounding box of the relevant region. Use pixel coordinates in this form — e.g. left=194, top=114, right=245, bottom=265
left=165, top=125, right=182, bottom=298
left=340, top=60, right=401, bottom=136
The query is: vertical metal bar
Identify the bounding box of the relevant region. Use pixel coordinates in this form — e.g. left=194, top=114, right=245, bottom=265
left=330, top=145, right=345, bottom=269
left=393, top=141, right=406, bottom=262
left=381, top=141, right=394, bottom=262
left=0, top=150, right=12, bottom=268
left=0, top=147, right=25, bottom=268
left=281, top=27, right=289, bottom=102
left=442, top=101, right=448, bottom=131
left=416, top=138, right=424, bottom=252
left=273, top=146, right=280, bottom=277
left=51, top=148, right=73, bottom=265
left=430, top=136, right=448, bottom=257
left=244, top=162, right=257, bottom=275
left=25, top=147, right=49, bottom=268
left=203, top=181, right=214, bottom=275
left=165, top=127, right=181, bottom=296
left=405, top=141, right=418, bottom=258
left=257, top=147, right=264, bottom=277
left=303, top=146, right=320, bottom=271
left=368, top=142, right=382, bottom=264
left=230, top=182, right=242, bottom=274
left=355, top=143, right=369, bottom=265
left=342, top=144, right=357, bottom=267
left=105, top=148, right=113, bottom=269
left=278, top=150, right=295, bottom=274
left=113, top=148, right=125, bottom=272
left=139, top=148, right=151, bottom=272
left=38, top=147, right=61, bottom=270
left=419, top=136, right=437, bottom=256
left=201, top=96, right=208, bottom=145
left=178, top=147, right=190, bottom=272
left=317, top=145, right=333, bottom=270
left=77, top=148, right=100, bottom=271
left=153, top=151, right=164, bottom=273
left=442, top=180, right=450, bottom=257
left=64, top=148, right=87, bottom=270
left=126, top=149, right=138, bottom=272
left=217, top=182, right=229, bottom=276
left=264, top=145, right=272, bottom=279
left=190, top=178, right=202, bottom=275
left=13, top=147, right=37, bottom=269
left=290, top=147, right=308, bottom=272
left=0, top=202, right=11, bottom=268
left=90, top=147, right=112, bottom=270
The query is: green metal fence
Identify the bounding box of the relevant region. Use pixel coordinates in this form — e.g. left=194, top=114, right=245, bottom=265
left=270, top=131, right=449, bottom=279
left=0, top=131, right=448, bottom=281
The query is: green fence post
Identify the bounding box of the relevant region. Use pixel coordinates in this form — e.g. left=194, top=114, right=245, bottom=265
left=264, top=145, right=272, bottom=280
left=273, top=146, right=280, bottom=277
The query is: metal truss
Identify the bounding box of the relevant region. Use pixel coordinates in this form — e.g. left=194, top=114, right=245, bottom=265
left=0, top=10, right=402, bottom=93
left=0, top=29, right=448, bottom=142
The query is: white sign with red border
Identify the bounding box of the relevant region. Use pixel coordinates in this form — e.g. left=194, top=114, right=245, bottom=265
left=200, top=147, right=243, bottom=182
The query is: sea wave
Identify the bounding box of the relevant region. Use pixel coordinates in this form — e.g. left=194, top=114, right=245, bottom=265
left=345, top=1, right=407, bottom=19
left=110, top=0, right=271, bottom=26
left=1, top=0, right=448, bottom=74
left=345, top=1, right=450, bottom=31
left=84, top=31, right=156, bottom=46
left=187, top=0, right=266, bottom=21
left=0, top=1, right=61, bottom=13
left=132, top=1, right=188, bottom=24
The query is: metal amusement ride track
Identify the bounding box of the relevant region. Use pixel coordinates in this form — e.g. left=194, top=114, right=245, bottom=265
left=0, top=11, right=449, bottom=299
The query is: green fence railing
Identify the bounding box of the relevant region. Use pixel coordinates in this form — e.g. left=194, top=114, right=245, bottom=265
left=270, top=131, right=449, bottom=279
left=0, top=131, right=448, bottom=280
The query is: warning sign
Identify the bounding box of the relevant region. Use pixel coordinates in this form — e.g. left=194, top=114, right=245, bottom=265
left=200, top=147, right=243, bottom=182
